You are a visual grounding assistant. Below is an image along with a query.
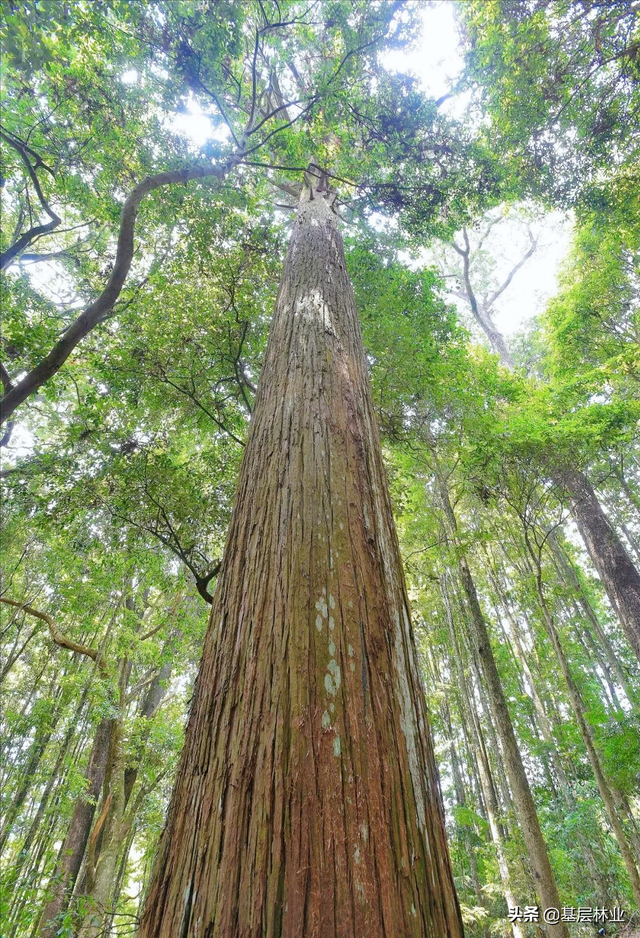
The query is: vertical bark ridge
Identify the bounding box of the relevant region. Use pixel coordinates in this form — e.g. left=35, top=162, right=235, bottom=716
left=138, top=176, right=463, bottom=938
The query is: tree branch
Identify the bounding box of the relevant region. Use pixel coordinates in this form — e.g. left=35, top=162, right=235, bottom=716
left=247, top=26, right=262, bottom=132
left=103, top=503, right=220, bottom=606
left=0, top=129, right=61, bottom=269
left=0, top=597, right=108, bottom=671
left=0, top=157, right=240, bottom=426
left=195, top=560, right=222, bottom=605
left=486, top=228, right=537, bottom=310
left=452, top=227, right=516, bottom=368
left=150, top=368, right=246, bottom=446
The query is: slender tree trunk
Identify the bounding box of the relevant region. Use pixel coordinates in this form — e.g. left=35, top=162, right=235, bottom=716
left=37, top=717, right=114, bottom=938
left=5, top=687, right=93, bottom=929
left=524, top=537, right=640, bottom=907
left=613, top=465, right=640, bottom=516
left=0, top=682, right=64, bottom=854
left=617, top=519, right=640, bottom=565
left=124, top=642, right=175, bottom=806
left=563, top=601, right=623, bottom=713
left=457, top=555, right=567, bottom=933
left=548, top=535, right=639, bottom=703
left=101, top=822, right=136, bottom=938
left=78, top=718, right=124, bottom=938
left=138, top=170, right=463, bottom=938
left=440, top=579, right=524, bottom=938
left=430, top=634, right=486, bottom=923
left=490, top=570, right=612, bottom=903
left=449, top=574, right=517, bottom=822
left=555, top=469, right=640, bottom=662
left=610, top=788, right=640, bottom=865
left=450, top=731, right=483, bottom=893
left=432, top=463, right=568, bottom=937
left=0, top=624, right=40, bottom=683
left=78, top=651, right=175, bottom=937
left=0, top=724, right=55, bottom=853
left=491, top=603, right=561, bottom=797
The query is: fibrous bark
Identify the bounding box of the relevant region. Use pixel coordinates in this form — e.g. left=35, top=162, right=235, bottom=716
left=138, top=169, right=463, bottom=938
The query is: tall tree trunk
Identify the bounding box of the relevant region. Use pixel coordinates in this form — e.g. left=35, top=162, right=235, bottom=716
left=440, top=579, right=524, bottom=938
left=138, top=169, right=463, bottom=938
left=548, top=535, right=639, bottom=704
left=37, top=717, right=114, bottom=938
left=524, top=536, right=640, bottom=907
left=557, top=469, right=640, bottom=662
left=488, top=568, right=612, bottom=903
left=78, top=650, right=175, bottom=937
left=432, top=461, right=568, bottom=938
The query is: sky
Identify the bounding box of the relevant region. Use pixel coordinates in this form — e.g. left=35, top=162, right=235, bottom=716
left=381, top=1, right=572, bottom=337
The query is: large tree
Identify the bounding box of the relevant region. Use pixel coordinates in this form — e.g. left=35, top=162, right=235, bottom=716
left=4, top=4, right=640, bottom=935
left=138, top=168, right=463, bottom=937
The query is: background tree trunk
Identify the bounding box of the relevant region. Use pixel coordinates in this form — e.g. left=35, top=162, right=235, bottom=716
left=524, top=536, right=640, bottom=907
left=432, top=463, right=568, bottom=938
left=558, top=468, right=640, bottom=663
left=138, top=170, right=463, bottom=938
left=37, top=718, right=114, bottom=938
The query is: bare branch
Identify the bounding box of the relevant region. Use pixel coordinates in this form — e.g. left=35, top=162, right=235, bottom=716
left=0, top=129, right=61, bottom=269
left=0, top=125, right=54, bottom=175
left=486, top=228, right=538, bottom=310
left=240, top=99, right=318, bottom=160
left=1, top=218, right=62, bottom=270
left=103, top=503, right=220, bottom=606
left=452, top=226, right=516, bottom=368
left=150, top=368, right=246, bottom=446
left=242, top=159, right=357, bottom=189
left=125, top=671, right=160, bottom=703
left=246, top=98, right=305, bottom=137
left=193, top=73, right=241, bottom=148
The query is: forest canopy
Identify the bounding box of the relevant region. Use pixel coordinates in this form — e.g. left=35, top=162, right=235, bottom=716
left=1, top=2, right=639, bottom=937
